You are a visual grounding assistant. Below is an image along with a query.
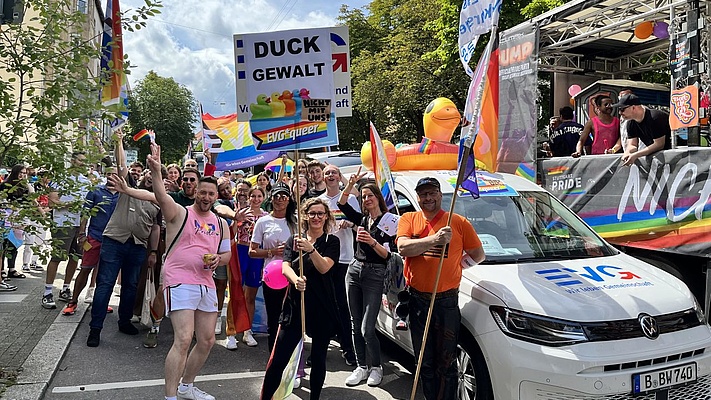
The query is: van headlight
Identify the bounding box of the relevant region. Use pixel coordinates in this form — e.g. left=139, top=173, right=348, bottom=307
left=693, top=298, right=706, bottom=324
left=490, top=306, right=588, bottom=346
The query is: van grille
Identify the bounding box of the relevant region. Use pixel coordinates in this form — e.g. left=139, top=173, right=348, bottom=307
left=532, top=374, right=711, bottom=399
left=582, top=308, right=702, bottom=342
left=603, top=348, right=705, bottom=372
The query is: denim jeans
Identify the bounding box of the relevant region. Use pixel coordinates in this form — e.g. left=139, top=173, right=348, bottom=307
left=346, top=260, right=385, bottom=368
left=409, top=291, right=461, bottom=400
left=89, top=236, right=147, bottom=330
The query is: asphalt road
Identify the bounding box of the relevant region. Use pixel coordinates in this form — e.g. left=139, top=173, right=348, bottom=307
left=45, top=295, right=424, bottom=400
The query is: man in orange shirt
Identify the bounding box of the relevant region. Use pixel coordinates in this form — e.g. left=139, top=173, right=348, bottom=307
left=397, top=177, right=485, bottom=400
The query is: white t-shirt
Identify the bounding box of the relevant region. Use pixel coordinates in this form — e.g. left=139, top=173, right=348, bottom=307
left=320, top=192, right=361, bottom=264
left=51, top=174, right=90, bottom=227
left=251, top=215, right=292, bottom=266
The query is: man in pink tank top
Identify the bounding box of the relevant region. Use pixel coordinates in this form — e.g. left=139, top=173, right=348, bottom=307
left=147, top=143, right=231, bottom=400
left=573, top=95, right=621, bottom=157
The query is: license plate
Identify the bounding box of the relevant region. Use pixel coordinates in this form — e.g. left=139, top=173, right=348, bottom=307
left=632, top=362, right=697, bottom=394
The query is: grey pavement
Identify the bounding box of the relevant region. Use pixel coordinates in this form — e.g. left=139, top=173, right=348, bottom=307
left=0, top=259, right=87, bottom=400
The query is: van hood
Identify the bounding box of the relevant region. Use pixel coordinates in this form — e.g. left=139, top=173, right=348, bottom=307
left=465, top=253, right=696, bottom=321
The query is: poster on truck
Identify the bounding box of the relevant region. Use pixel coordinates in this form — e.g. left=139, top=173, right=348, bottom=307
left=234, top=27, right=347, bottom=151
left=540, top=149, right=711, bottom=257
left=497, top=23, right=538, bottom=181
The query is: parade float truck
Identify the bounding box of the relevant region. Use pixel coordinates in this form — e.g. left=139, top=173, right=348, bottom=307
left=500, top=0, right=711, bottom=313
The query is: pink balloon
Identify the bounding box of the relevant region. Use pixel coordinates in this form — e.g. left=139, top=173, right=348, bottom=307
left=263, top=259, right=288, bottom=289
left=653, top=21, right=669, bottom=39
left=568, top=84, right=582, bottom=97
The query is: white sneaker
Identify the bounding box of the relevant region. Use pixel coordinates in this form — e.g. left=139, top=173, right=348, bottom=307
left=214, top=316, right=222, bottom=335
left=367, top=365, right=383, bottom=386
left=225, top=335, right=237, bottom=350
left=294, top=377, right=301, bottom=389
left=345, top=366, right=369, bottom=386
left=84, top=287, right=94, bottom=304
left=177, top=385, right=215, bottom=400
left=243, top=330, right=258, bottom=347
left=130, top=314, right=141, bottom=323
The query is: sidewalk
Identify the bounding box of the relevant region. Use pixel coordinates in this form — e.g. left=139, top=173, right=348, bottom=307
left=0, top=261, right=89, bottom=400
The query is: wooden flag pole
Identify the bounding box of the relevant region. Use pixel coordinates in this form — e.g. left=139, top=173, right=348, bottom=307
left=409, top=144, right=472, bottom=400
left=294, top=148, right=306, bottom=343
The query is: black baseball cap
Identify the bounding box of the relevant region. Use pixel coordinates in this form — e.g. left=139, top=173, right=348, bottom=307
left=271, top=182, right=290, bottom=197
left=612, top=94, right=641, bottom=108
left=415, top=177, right=441, bottom=192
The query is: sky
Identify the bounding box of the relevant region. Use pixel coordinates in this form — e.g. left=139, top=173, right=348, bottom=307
left=121, top=0, right=369, bottom=117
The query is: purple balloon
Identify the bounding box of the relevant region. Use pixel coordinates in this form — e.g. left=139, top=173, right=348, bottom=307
left=653, top=21, right=669, bottom=39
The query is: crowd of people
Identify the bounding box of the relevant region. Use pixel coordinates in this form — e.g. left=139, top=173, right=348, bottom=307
left=0, top=130, right=487, bottom=400
left=543, top=91, right=673, bottom=164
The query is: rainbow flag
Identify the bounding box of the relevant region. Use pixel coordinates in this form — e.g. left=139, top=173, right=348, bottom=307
left=202, top=112, right=279, bottom=170
left=100, top=0, right=128, bottom=129
left=271, top=334, right=303, bottom=399
left=418, top=137, right=434, bottom=154
left=459, top=30, right=499, bottom=197
left=370, top=122, right=397, bottom=210
left=132, top=129, right=155, bottom=143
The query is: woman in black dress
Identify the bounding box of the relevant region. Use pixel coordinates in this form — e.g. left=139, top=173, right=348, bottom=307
left=261, top=197, right=341, bottom=400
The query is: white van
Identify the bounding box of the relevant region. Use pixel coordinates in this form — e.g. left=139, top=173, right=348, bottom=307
left=371, top=169, right=711, bottom=399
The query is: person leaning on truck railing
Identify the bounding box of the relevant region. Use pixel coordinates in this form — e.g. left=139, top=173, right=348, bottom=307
left=613, top=94, right=672, bottom=166
left=396, top=177, right=486, bottom=400
left=572, top=95, right=621, bottom=157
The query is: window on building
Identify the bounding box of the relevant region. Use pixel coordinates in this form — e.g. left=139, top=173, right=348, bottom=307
left=77, top=0, right=87, bottom=14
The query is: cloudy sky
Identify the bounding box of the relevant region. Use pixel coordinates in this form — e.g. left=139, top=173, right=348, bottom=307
left=121, top=0, right=369, bottom=117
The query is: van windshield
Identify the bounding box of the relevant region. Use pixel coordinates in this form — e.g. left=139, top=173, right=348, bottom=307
left=440, top=192, right=617, bottom=263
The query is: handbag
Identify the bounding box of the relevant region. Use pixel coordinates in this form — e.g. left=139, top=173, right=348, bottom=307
left=141, top=267, right=156, bottom=328
left=383, top=251, right=404, bottom=294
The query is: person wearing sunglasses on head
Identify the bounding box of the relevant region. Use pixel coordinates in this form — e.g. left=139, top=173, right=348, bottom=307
left=612, top=93, right=672, bottom=167
left=261, top=197, right=341, bottom=400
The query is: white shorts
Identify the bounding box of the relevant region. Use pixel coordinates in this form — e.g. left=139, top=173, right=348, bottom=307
left=164, top=284, right=218, bottom=315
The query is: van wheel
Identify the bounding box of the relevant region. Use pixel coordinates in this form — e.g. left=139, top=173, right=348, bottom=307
left=457, top=331, right=493, bottom=400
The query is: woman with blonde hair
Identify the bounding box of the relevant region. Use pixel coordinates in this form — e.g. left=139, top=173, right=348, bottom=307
left=261, top=197, right=341, bottom=400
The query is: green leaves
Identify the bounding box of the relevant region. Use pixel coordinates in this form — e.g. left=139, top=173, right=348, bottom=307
left=127, top=71, right=197, bottom=165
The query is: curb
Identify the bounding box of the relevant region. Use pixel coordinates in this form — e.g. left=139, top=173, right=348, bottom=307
left=2, top=299, right=89, bottom=400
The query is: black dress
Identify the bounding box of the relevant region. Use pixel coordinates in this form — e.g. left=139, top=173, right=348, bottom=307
left=279, top=232, right=341, bottom=338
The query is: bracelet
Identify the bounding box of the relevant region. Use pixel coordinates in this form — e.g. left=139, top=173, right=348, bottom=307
left=306, top=249, right=315, bottom=255
left=149, top=249, right=158, bottom=254
left=267, top=249, right=273, bottom=258
left=370, top=241, right=377, bottom=248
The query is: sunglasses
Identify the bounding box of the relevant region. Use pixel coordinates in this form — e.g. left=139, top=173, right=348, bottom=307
left=307, top=212, right=326, bottom=219
left=618, top=106, right=630, bottom=112
left=185, top=164, right=197, bottom=168
left=183, top=177, right=197, bottom=182
left=273, top=193, right=289, bottom=200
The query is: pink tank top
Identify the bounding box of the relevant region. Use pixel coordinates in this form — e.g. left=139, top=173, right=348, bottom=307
left=163, top=206, right=222, bottom=288
left=591, top=117, right=620, bottom=155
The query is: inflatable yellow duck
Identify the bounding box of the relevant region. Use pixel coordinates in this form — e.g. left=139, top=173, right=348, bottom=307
left=361, top=97, right=461, bottom=171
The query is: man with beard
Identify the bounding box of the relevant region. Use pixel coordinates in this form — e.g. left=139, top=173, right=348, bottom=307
left=148, top=144, right=230, bottom=400
left=397, top=177, right=485, bottom=400
left=318, top=164, right=357, bottom=365
left=87, top=161, right=161, bottom=347
left=169, top=168, right=199, bottom=207
left=307, top=160, right=326, bottom=198
left=129, top=161, right=144, bottom=183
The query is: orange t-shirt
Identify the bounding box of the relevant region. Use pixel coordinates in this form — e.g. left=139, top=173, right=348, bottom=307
left=397, top=211, right=482, bottom=293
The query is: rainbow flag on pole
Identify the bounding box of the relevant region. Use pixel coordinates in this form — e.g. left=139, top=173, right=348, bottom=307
left=100, top=0, right=128, bottom=129
left=370, top=122, right=397, bottom=210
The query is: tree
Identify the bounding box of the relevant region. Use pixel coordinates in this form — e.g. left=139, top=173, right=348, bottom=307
left=126, top=71, right=197, bottom=164
left=0, top=0, right=161, bottom=265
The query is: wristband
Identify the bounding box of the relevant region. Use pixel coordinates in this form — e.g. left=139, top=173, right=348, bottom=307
left=306, top=249, right=315, bottom=255
left=370, top=241, right=377, bottom=248
left=149, top=249, right=158, bottom=255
